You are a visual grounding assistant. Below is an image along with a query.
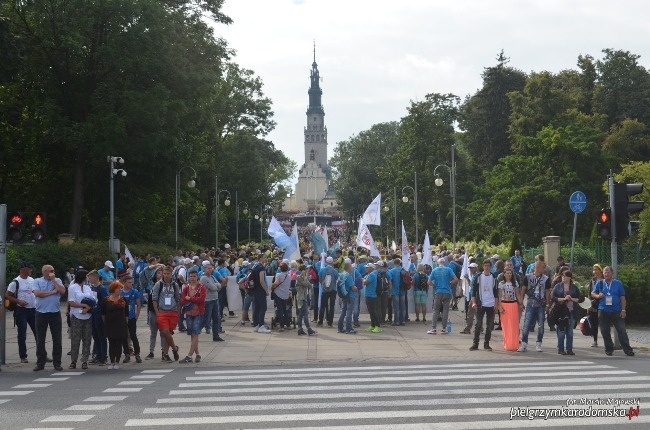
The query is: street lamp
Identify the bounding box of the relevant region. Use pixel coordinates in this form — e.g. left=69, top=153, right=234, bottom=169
left=215, top=184, right=231, bottom=249
left=401, top=172, right=418, bottom=245
left=434, top=144, right=457, bottom=249
left=108, top=156, right=126, bottom=259
left=236, top=201, right=249, bottom=247
left=175, top=166, right=197, bottom=249
left=382, top=187, right=397, bottom=243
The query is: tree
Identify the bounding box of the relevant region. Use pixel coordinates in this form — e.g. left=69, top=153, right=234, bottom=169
left=614, top=161, right=650, bottom=244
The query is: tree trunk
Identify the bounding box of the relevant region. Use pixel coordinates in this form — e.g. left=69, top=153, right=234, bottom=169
left=203, top=192, right=215, bottom=247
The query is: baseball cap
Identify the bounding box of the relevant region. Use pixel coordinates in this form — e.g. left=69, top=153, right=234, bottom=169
left=374, top=260, right=385, bottom=267
left=326, top=256, right=334, bottom=264
left=469, top=262, right=478, bottom=268
left=184, top=258, right=193, bottom=265
left=104, top=260, right=114, bottom=269
left=344, top=258, right=352, bottom=265
left=242, top=261, right=250, bottom=267
left=202, top=260, right=211, bottom=267
left=193, top=256, right=200, bottom=261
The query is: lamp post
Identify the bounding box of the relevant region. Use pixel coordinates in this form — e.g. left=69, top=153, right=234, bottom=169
left=108, top=156, right=126, bottom=258
left=236, top=200, right=249, bottom=248
left=402, top=172, right=418, bottom=245
left=215, top=186, right=231, bottom=250
left=175, top=166, right=197, bottom=249
left=434, top=144, right=457, bottom=249
left=382, top=187, right=397, bottom=243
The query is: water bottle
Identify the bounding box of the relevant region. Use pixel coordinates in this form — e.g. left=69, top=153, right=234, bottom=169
left=446, top=319, right=452, bottom=334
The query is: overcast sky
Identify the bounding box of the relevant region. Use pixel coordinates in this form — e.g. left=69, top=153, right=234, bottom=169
left=218, top=0, right=650, bottom=184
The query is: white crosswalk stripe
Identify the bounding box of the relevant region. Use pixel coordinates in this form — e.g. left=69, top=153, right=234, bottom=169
left=125, top=361, right=648, bottom=428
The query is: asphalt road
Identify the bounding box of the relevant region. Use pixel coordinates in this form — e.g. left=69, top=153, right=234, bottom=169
left=0, top=356, right=648, bottom=430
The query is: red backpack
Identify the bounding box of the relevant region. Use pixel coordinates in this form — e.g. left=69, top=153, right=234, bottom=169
left=400, top=268, right=413, bottom=290
left=308, top=266, right=319, bottom=285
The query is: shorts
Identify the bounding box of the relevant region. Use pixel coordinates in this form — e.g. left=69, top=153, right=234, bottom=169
left=156, top=311, right=179, bottom=331
left=185, top=315, right=202, bottom=335
left=414, top=290, right=428, bottom=304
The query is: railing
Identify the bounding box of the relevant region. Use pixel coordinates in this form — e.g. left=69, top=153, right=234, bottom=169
left=523, top=242, right=650, bottom=267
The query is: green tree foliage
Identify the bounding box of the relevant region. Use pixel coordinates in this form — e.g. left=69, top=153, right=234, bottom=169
left=459, top=51, right=526, bottom=174
left=0, top=0, right=292, bottom=247
left=614, top=161, right=650, bottom=244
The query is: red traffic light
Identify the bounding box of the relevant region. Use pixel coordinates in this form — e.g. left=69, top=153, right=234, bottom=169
left=599, top=211, right=610, bottom=223
left=32, top=213, right=44, bottom=226
left=10, top=213, right=24, bottom=225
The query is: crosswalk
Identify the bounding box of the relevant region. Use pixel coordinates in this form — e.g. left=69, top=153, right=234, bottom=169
left=125, top=361, right=649, bottom=429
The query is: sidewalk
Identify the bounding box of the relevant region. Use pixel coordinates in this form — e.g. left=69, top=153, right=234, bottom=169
left=2, top=305, right=648, bottom=372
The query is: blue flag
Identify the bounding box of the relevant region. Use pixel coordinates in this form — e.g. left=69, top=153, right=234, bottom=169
left=312, top=231, right=327, bottom=255
left=267, top=217, right=292, bottom=249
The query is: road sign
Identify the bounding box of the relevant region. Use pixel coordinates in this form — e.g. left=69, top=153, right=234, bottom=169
left=569, top=191, right=587, bottom=214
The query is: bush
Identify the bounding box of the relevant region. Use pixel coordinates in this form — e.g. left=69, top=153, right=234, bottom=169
left=618, top=265, right=650, bottom=325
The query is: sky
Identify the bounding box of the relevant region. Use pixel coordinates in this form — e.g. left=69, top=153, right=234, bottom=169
left=217, top=0, right=650, bottom=186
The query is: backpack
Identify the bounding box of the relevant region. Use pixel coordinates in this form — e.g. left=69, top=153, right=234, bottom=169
left=322, top=268, right=335, bottom=293
left=416, top=272, right=428, bottom=291
left=400, top=269, right=412, bottom=290
left=4, top=280, right=19, bottom=311
left=241, top=265, right=258, bottom=292
left=579, top=316, right=593, bottom=336
left=337, top=274, right=350, bottom=300
left=308, top=266, right=319, bottom=285
left=172, top=265, right=184, bottom=285
left=377, top=271, right=390, bottom=295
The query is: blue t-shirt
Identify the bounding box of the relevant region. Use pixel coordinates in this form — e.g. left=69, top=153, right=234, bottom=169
left=429, top=266, right=455, bottom=295
left=356, top=262, right=367, bottom=277
left=98, top=268, right=115, bottom=287
left=339, top=271, right=356, bottom=300
left=593, top=279, right=625, bottom=313
left=121, top=288, right=141, bottom=319
left=34, top=277, right=64, bottom=313
left=364, top=270, right=378, bottom=298
left=510, top=255, right=523, bottom=273
left=116, top=259, right=125, bottom=272
left=388, top=266, right=402, bottom=295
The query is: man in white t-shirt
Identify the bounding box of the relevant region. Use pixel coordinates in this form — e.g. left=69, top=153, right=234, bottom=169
left=6, top=261, right=37, bottom=363
left=469, top=260, right=500, bottom=351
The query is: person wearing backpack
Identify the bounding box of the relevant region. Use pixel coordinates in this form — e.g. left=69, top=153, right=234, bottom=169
left=337, top=258, right=358, bottom=334
left=318, top=256, right=339, bottom=328
left=363, top=262, right=382, bottom=333
left=412, top=264, right=429, bottom=323
left=152, top=266, right=181, bottom=362
left=376, top=261, right=391, bottom=324
left=6, top=261, right=37, bottom=364
left=388, top=258, right=405, bottom=326
left=427, top=258, right=458, bottom=335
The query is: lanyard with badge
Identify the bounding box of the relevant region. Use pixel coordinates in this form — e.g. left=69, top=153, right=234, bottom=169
left=603, top=280, right=613, bottom=306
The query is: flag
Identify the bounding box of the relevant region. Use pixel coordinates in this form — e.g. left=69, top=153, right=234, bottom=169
left=390, top=241, right=397, bottom=252
left=361, top=193, right=381, bottom=226
left=322, top=225, right=329, bottom=249
left=460, top=251, right=472, bottom=300
left=267, top=216, right=292, bottom=249
left=311, top=230, right=327, bottom=255
left=284, top=224, right=301, bottom=261
left=124, top=245, right=134, bottom=264
left=328, top=240, right=340, bottom=257
left=401, top=221, right=410, bottom=271
left=356, top=218, right=379, bottom=256
left=422, top=231, right=432, bottom=267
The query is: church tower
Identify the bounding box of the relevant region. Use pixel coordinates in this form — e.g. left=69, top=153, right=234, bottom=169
left=283, top=43, right=337, bottom=214
left=304, top=45, right=328, bottom=172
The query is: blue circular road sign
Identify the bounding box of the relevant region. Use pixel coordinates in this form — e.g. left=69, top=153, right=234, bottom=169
left=569, top=191, right=587, bottom=214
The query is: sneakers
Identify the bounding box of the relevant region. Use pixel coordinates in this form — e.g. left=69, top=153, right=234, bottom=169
left=135, top=355, right=142, bottom=364
left=427, top=328, right=437, bottom=335
left=107, top=364, right=114, bottom=370
left=113, top=364, right=120, bottom=370
left=145, top=352, right=155, bottom=360
left=307, top=328, right=316, bottom=336
left=257, top=325, right=271, bottom=333
left=213, top=336, right=224, bottom=342
left=122, top=355, right=131, bottom=363
left=365, top=326, right=374, bottom=332
left=297, top=328, right=306, bottom=335
left=591, top=341, right=598, bottom=347
left=566, top=350, right=575, bottom=356
left=484, top=343, right=492, bottom=351
left=33, top=364, right=45, bottom=371
left=240, top=320, right=246, bottom=326
left=371, top=326, right=382, bottom=333
left=162, top=354, right=173, bottom=363
left=205, top=329, right=211, bottom=335
left=195, top=355, right=201, bottom=363
left=180, top=356, right=193, bottom=364
left=337, top=329, right=346, bottom=333
left=347, top=329, right=357, bottom=335
left=517, top=342, right=527, bottom=352
left=422, top=318, right=426, bottom=322
left=440, top=329, right=448, bottom=334
left=415, top=318, right=420, bottom=322
left=316, top=323, right=323, bottom=328
left=252, top=325, right=259, bottom=332
left=536, top=342, right=543, bottom=352
left=353, top=323, right=360, bottom=328
left=558, top=349, right=566, bottom=355
left=172, top=346, right=180, bottom=362
left=625, top=350, right=635, bottom=357
left=469, top=344, right=479, bottom=351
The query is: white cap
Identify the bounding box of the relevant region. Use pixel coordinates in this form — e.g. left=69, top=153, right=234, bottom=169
left=224, top=243, right=231, bottom=249
left=193, top=256, right=200, bottom=261
left=469, top=262, right=478, bottom=268
left=202, top=260, right=211, bottom=267
left=184, top=258, right=193, bottom=265
left=242, top=261, right=250, bottom=266
left=326, top=256, right=334, bottom=264
left=344, top=258, right=352, bottom=265
left=492, top=254, right=500, bottom=260
left=375, top=260, right=385, bottom=267
left=104, top=260, right=114, bottom=269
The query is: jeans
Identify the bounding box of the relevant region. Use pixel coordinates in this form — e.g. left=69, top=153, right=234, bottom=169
left=392, top=293, right=406, bottom=324
left=91, top=310, right=107, bottom=361
left=252, top=292, right=267, bottom=327
left=557, top=314, right=576, bottom=351
left=14, top=307, right=36, bottom=359
left=599, top=310, right=633, bottom=354
left=148, top=311, right=167, bottom=354
left=274, top=296, right=289, bottom=327
left=366, top=296, right=380, bottom=327
left=319, top=291, right=336, bottom=325
left=122, top=318, right=140, bottom=355
left=297, top=299, right=311, bottom=330
left=353, top=293, right=361, bottom=324
left=35, top=311, right=62, bottom=366
left=218, top=287, right=228, bottom=317
left=203, top=299, right=222, bottom=336
left=338, top=298, right=353, bottom=332
left=473, top=306, right=495, bottom=346
left=243, top=294, right=254, bottom=313
left=521, top=305, right=546, bottom=344
left=431, top=293, right=452, bottom=329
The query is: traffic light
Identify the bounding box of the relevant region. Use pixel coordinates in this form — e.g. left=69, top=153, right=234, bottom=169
left=7, top=212, right=26, bottom=243
left=614, top=182, right=644, bottom=240
left=597, top=208, right=611, bottom=240
left=30, top=212, right=46, bottom=243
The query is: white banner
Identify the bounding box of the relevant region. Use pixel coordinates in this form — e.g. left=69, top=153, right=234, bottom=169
left=361, top=193, right=382, bottom=226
